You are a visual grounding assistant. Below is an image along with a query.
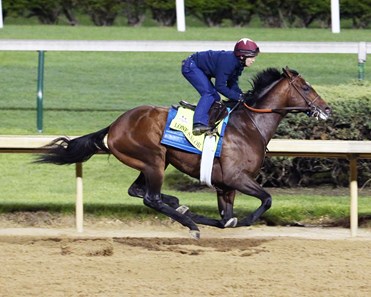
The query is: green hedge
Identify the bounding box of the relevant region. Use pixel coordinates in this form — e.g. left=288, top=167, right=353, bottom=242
left=275, top=99, right=371, bottom=141
left=2, top=0, right=371, bottom=28
left=258, top=98, right=371, bottom=188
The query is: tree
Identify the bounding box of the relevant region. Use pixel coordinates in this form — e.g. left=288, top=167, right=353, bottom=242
left=145, top=0, right=176, bottom=26
left=293, top=0, right=330, bottom=28
left=229, top=0, right=256, bottom=27
left=186, top=0, right=231, bottom=27
left=29, top=0, right=64, bottom=24
left=256, top=0, right=294, bottom=27
left=61, top=0, right=79, bottom=26
left=341, top=0, right=371, bottom=28
left=2, top=0, right=29, bottom=19
left=121, top=0, right=146, bottom=26
left=80, top=0, right=122, bottom=26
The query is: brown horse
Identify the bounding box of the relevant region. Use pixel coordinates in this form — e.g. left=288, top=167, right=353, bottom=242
left=36, top=67, right=331, bottom=239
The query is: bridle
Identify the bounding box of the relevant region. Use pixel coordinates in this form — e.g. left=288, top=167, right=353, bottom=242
left=243, top=73, right=325, bottom=119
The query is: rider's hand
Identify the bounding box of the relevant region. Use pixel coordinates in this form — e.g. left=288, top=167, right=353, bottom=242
left=241, top=90, right=254, bottom=104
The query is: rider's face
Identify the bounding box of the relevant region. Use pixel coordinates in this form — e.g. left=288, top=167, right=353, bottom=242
left=244, top=57, right=256, bottom=67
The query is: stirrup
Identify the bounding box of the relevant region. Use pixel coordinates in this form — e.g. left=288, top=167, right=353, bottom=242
left=179, top=100, right=196, bottom=110
left=192, top=125, right=212, bottom=136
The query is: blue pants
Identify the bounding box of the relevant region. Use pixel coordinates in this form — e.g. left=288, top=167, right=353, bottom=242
left=181, top=57, right=220, bottom=126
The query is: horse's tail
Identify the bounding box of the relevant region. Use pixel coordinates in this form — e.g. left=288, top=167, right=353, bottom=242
left=35, top=126, right=111, bottom=165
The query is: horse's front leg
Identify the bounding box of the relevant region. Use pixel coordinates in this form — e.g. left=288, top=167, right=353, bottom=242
left=235, top=177, right=272, bottom=227
left=216, top=189, right=238, bottom=227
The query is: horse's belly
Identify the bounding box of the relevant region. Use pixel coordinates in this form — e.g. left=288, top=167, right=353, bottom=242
left=166, top=149, right=201, bottom=178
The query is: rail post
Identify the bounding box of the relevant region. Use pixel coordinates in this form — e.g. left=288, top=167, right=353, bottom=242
left=358, top=42, right=367, bottom=80
left=176, top=0, right=186, bottom=32
left=36, top=50, right=45, bottom=133
left=76, top=162, right=83, bottom=233
left=349, top=154, right=358, bottom=237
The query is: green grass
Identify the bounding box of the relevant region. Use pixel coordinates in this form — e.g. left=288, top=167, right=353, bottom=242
left=1, top=154, right=370, bottom=226
left=0, top=25, right=370, bottom=226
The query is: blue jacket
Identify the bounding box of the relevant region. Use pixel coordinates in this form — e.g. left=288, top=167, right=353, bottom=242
left=191, top=50, right=244, bottom=100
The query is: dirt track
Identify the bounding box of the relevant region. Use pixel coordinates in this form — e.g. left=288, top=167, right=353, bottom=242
left=1, top=215, right=371, bottom=297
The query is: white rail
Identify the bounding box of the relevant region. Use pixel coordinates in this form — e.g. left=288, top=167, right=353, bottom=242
left=0, top=40, right=369, bottom=58
left=1, top=135, right=370, bottom=236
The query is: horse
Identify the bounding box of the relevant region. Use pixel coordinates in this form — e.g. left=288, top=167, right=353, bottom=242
left=36, top=67, right=331, bottom=239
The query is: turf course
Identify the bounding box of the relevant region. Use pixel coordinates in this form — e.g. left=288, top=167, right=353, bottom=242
left=0, top=25, right=370, bottom=225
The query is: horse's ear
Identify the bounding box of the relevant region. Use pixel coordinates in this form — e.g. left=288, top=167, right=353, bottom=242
left=282, top=66, right=292, bottom=78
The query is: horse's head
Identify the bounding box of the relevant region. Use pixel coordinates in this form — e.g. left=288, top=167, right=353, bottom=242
left=282, top=67, right=331, bottom=120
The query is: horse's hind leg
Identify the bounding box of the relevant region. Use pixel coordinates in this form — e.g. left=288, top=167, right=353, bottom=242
left=162, top=191, right=224, bottom=228
left=129, top=172, right=181, bottom=208
left=144, top=194, right=201, bottom=238
left=128, top=172, right=146, bottom=198
left=114, top=159, right=200, bottom=236
left=140, top=166, right=201, bottom=238
left=184, top=211, right=224, bottom=228
left=107, top=107, right=199, bottom=237
left=129, top=173, right=224, bottom=228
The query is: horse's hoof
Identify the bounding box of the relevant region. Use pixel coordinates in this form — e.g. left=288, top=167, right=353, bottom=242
left=176, top=205, right=189, bottom=215
left=189, top=230, right=201, bottom=240
left=224, top=217, right=238, bottom=228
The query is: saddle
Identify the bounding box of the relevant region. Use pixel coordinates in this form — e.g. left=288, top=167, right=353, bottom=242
left=178, top=100, right=230, bottom=129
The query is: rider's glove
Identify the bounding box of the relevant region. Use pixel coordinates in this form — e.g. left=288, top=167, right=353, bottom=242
left=240, top=90, right=254, bottom=104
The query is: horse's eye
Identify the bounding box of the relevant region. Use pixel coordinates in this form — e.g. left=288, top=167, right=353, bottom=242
left=302, top=85, right=310, bottom=92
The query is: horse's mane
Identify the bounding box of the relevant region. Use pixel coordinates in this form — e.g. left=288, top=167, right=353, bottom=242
left=251, top=68, right=282, bottom=94
left=227, top=67, right=298, bottom=107
left=244, top=68, right=282, bottom=104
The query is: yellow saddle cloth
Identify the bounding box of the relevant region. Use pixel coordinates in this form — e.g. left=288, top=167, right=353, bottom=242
left=169, top=107, right=223, bottom=151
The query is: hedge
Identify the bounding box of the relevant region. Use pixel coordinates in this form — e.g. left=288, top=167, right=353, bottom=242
left=258, top=98, right=371, bottom=188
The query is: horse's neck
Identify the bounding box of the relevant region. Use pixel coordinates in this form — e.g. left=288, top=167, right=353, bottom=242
left=250, top=110, right=283, bottom=146
left=249, top=83, right=289, bottom=145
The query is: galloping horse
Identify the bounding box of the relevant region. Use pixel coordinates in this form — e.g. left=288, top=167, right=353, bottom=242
left=37, top=67, right=331, bottom=239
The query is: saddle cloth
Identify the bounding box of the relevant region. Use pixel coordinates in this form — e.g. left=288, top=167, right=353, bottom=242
left=161, top=106, right=229, bottom=157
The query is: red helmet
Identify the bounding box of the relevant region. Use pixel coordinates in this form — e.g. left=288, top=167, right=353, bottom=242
left=234, top=38, right=260, bottom=57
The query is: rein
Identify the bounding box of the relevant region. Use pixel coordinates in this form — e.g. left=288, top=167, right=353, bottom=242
left=243, top=103, right=309, bottom=114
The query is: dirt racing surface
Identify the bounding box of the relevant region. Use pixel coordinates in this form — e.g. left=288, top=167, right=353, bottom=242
left=0, top=213, right=371, bottom=297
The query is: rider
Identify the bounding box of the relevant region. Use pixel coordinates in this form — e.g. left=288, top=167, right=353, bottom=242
left=181, top=38, right=260, bottom=135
